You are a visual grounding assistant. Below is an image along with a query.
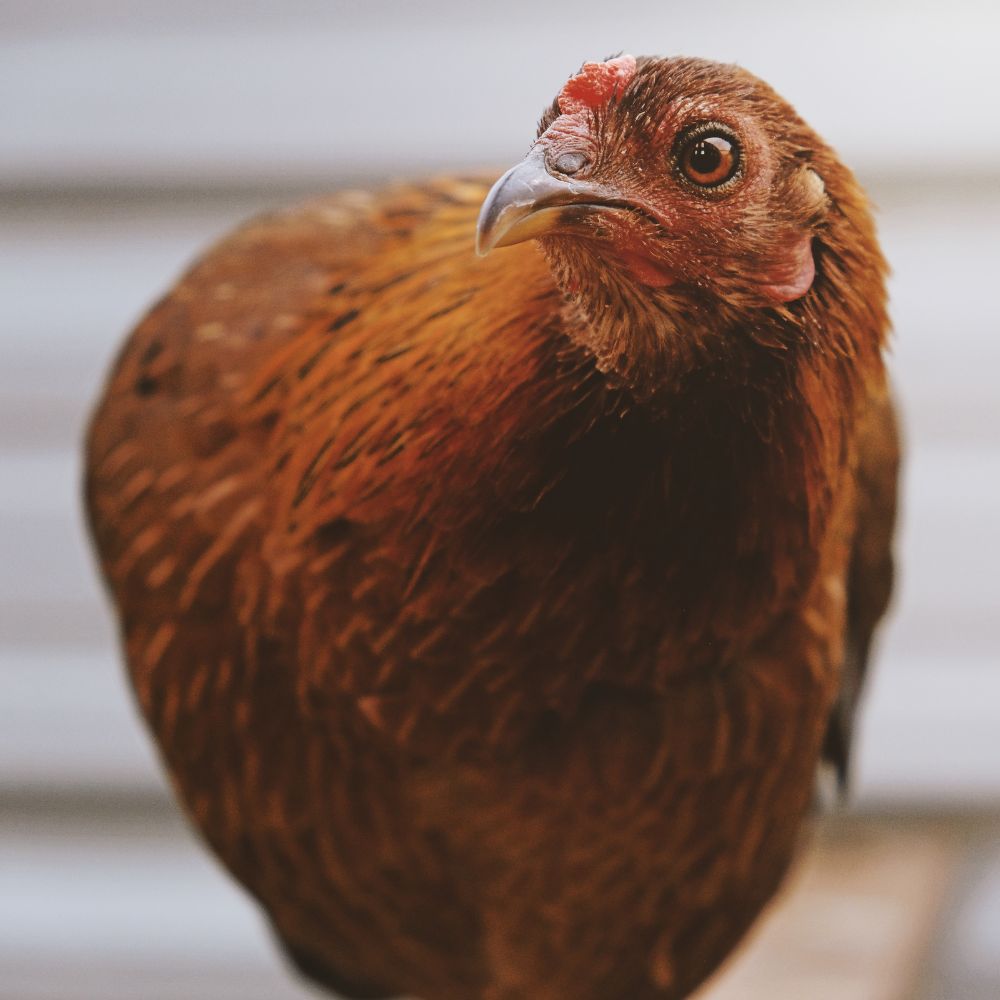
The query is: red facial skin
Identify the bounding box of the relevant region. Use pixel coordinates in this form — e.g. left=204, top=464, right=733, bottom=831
left=534, top=56, right=820, bottom=303
left=557, top=55, right=638, bottom=115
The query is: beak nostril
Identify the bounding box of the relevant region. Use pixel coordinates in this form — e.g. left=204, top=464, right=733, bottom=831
left=552, top=151, right=589, bottom=176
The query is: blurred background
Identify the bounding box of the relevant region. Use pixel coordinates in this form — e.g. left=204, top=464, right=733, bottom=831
left=2, top=2, right=998, bottom=998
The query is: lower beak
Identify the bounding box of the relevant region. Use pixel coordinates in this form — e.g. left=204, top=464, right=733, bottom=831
left=475, top=149, right=621, bottom=256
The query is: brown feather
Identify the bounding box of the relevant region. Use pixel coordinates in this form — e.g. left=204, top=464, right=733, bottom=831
left=85, top=57, right=897, bottom=1000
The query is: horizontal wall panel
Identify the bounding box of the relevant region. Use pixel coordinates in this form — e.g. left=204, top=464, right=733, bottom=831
left=0, top=650, right=163, bottom=794
left=2, top=4, right=998, bottom=185
left=4, top=443, right=997, bottom=644
left=2, top=179, right=998, bottom=451
left=2, top=646, right=999, bottom=803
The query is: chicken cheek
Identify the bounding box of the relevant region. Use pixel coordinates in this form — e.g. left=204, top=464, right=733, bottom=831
left=753, top=167, right=827, bottom=302
left=758, top=233, right=816, bottom=303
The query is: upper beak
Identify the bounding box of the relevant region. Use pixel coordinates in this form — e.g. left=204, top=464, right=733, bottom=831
left=475, top=148, right=621, bottom=257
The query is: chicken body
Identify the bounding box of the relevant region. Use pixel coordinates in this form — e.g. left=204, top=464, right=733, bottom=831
left=86, top=57, right=897, bottom=1000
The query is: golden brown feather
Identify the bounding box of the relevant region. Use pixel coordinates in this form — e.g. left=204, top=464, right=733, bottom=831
left=86, top=56, right=898, bottom=1000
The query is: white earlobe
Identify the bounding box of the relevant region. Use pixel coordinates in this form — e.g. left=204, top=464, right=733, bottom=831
left=803, top=168, right=827, bottom=210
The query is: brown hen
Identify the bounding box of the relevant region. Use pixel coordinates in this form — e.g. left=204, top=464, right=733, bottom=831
left=85, top=55, right=898, bottom=1000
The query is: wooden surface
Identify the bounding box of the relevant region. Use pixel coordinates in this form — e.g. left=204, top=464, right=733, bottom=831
left=704, top=818, right=956, bottom=1000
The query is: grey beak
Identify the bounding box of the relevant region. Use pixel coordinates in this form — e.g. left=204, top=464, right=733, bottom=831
left=475, top=149, right=617, bottom=256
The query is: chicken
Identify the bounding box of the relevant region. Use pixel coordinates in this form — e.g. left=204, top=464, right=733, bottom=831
left=85, top=54, right=898, bottom=1000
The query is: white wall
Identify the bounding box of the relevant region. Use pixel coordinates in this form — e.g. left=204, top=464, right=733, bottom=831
left=3, top=4, right=999, bottom=995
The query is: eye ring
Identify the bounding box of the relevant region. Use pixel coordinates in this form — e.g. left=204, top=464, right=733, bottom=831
left=675, top=123, right=742, bottom=190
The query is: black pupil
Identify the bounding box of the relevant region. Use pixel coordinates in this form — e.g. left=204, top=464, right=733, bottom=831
left=689, top=139, right=723, bottom=175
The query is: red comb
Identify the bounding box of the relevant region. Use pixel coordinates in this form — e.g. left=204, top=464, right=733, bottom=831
left=557, top=55, right=637, bottom=115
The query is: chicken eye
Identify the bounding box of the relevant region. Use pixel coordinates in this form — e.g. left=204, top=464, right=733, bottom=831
left=678, top=129, right=740, bottom=188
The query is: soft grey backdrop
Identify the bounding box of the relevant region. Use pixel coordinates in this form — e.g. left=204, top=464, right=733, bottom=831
left=2, top=2, right=999, bottom=997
